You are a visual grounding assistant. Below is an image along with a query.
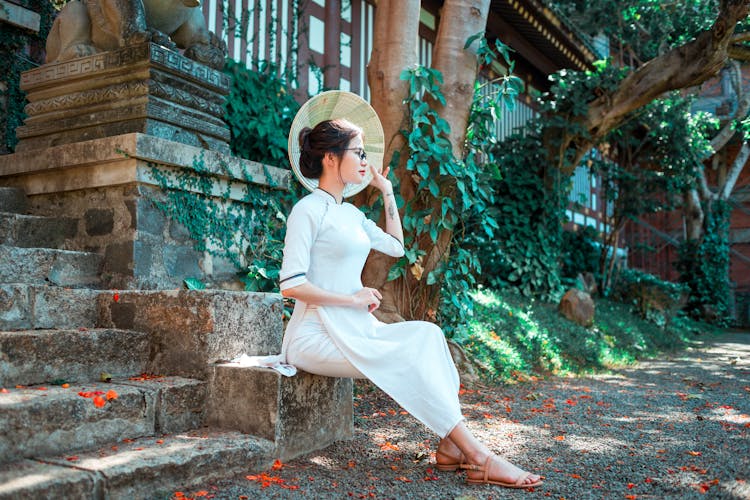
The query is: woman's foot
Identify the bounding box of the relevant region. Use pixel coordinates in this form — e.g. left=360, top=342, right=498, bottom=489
left=465, top=454, right=543, bottom=489
left=435, top=437, right=465, bottom=471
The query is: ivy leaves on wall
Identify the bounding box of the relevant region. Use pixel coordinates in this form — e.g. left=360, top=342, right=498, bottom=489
left=148, top=60, right=300, bottom=292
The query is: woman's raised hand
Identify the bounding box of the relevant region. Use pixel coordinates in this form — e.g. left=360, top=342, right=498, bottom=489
left=352, top=287, right=382, bottom=312
left=368, top=164, right=393, bottom=194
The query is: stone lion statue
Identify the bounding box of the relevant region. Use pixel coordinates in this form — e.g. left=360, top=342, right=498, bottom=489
left=46, top=0, right=227, bottom=70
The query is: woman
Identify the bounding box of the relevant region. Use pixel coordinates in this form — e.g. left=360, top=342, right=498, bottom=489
left=280, top=91, right=542, bottom=489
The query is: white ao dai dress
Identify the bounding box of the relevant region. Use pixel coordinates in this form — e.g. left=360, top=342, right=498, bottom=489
left=279, top=189, right=463, bottom=437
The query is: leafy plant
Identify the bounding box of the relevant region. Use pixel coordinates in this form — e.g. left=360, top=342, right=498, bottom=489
left=560, top=226, right=600, bottom=280
left=676, top=200, right=732, bottom=325
left=148, top=60, right=300, bottom=292
left=387, top=64, right=509, bottom=334
left=611, top=268, right=689, bottom=327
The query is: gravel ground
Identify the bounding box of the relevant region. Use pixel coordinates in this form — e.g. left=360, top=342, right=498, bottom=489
left=186, top=331, right=749, bottom=499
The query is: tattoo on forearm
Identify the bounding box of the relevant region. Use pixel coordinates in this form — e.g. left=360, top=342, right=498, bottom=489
left=387, top=201, right=396, bottom=220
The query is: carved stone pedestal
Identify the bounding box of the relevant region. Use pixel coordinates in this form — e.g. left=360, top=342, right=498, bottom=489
left=0, top=133, right=289, bottom=289
left=15, top=43, right=231, bottom=154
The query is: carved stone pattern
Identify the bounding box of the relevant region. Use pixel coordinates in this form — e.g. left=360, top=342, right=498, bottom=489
left=25, top=81, right=150, bottom=116
left=22, top=44, right=229, bottom=92
left=147, top=100, right=230, bottom=140
left=22, top=53, right=109, bottom=88
left=151, top=70, right=226, bottom=107
left=149, top=81, right=224, bottom=118
left=16, top=105, right=146, bottom=137
left=149, top=44, right=230, bottom=90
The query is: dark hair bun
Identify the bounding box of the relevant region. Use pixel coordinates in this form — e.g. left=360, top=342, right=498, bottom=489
left=299, top=127, right=312, bottom=150
left=298, top=127, right=322, bottom=178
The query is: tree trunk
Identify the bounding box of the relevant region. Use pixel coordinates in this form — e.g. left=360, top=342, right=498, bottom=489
left=360, top=0, right=420, bottom=323
left=684, top=189, right=705, bottom=241
left=395, top=0, right=491, bottom=320
left=430, top=0, right=491, bottom=158
left=363, top=0, right=490, bottom=321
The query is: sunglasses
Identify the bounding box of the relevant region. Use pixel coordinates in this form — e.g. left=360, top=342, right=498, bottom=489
left=342, top=148, right=367, bottom=161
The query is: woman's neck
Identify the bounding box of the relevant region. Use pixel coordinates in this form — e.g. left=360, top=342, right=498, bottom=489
left=317, top=177, right=344, bottom=204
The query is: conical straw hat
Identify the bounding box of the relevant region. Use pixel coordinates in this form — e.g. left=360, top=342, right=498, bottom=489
left=288, top=90, right=385, bottom=198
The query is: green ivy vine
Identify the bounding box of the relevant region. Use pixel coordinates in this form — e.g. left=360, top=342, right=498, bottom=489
left=148, top=60, right=300, bottom=292
left=0, top=0, right=55, bottom=152
left=676, top=200, right=732, bottom=325
left=388, top=37, right=522, bottom=333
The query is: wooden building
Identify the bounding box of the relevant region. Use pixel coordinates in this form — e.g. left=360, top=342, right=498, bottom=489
left=200, top=0, right=597, bottom=104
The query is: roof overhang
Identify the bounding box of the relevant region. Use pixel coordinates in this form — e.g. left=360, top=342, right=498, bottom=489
left=488, top=0, right=597, bottom=78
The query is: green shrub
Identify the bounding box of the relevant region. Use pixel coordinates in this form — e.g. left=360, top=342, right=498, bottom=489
left=611, top=268, right=689, bottom=327
left=560, top=226, right=600, bottom=280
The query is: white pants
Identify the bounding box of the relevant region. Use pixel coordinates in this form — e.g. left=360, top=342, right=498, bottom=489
left=285, top=307, right=367, bottom=379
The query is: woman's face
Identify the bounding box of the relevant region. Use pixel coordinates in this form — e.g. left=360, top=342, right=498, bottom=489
left=337, top=133, right=368, bottom=185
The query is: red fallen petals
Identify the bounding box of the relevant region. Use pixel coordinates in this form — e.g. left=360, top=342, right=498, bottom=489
left=245, top=472, right=298, bottom=489
left=379, top=442, right=399, bottom=451
left=687, top=451, right=702, bottom=456
left=113, top=292, right=120, bottom=302
left=65, top=456, right=79, bottom=461
left=271, top=459, right=284, bottom=470
left=394, top=476, right=412, bottom=482
left=93, top=395, right=106, bottom=408
left=105, top=390, right=118, bottom=401
left=78, top=391, right=105, bottom=398
left=627, top=483, right=635, bottom=489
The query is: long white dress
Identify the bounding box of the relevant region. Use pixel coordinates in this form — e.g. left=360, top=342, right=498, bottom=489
left=278, top=188, right=463, bottom=438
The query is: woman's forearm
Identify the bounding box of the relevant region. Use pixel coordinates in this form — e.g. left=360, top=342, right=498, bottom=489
left=282, top=282, right=382, bottom=310
left=382, top=190, right=404, bottom=245
left=281, top=282, right=355, bottom=306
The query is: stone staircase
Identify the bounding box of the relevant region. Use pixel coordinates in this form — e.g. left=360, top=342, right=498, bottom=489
left=0, top=187, right=352, bottom=499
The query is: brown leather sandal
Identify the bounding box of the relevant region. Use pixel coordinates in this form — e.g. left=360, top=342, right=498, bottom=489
left=434, top=449, right=467, bottom=471
left=465, top=456, right=543, bottom=489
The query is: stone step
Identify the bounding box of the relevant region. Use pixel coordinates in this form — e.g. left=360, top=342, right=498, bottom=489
left=0, top=188, right=27, bottom=215
left=97, top=289, right=284, bottom=379
left=0, top=212, right=78, bottom=248
left=206, top=364, right=353, bottom=460
left=0, top=328, right=149, bottom=387
left=0, top=376, right=206, bottom=464
left=0, top=284, right=100, bottom=331
left=0, top=245, right=102, bottom=287
left=0, top=430, right=274, bottom=500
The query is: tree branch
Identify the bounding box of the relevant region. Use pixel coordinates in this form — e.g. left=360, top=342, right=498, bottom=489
left=584, top=0, right=750, bottom=150
left=710, top=64, right=750, bottom=151
left=697, top=165, right=713, bottom=199
left=731, top=30, right=750, bottom=43
left=720, top=141, right=750, bottom=198
left=728, top=43, right=750, bottom=60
